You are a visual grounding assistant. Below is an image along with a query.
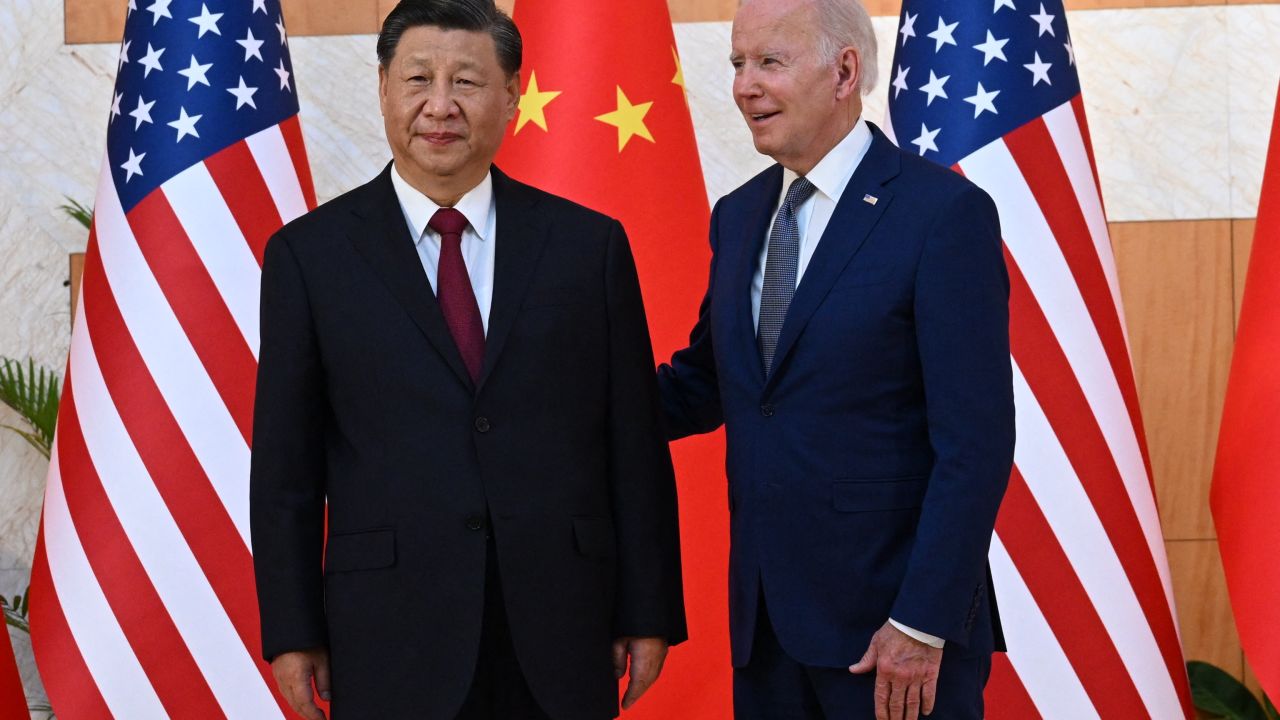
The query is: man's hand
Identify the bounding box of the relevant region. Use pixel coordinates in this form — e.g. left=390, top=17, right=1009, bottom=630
left=271, top=647, right=331, bottom=720
left=848, top=622, right=943, bottom=720
left=612, top=636, right=669, bottom=710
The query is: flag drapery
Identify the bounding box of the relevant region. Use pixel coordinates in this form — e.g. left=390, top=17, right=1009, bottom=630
left=887, top=0, right=1192, bottom=716
left=494, top=2, right=724, bottom=717
left=0, top=625, right=25, bottom=718
left=1212, top=84, right=1280, bottom=704
left=28, top=0, right=316, bottom=716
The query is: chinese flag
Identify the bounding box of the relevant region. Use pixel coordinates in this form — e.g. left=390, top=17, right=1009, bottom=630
left=1, top=625, right=25, bottom=717
left=1212, top=83, right=1280, bottom=702
left=495, top=2, right=730, bottom=718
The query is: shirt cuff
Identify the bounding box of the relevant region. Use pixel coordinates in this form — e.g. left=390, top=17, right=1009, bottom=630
left=889, top=619, right=945, bottom=649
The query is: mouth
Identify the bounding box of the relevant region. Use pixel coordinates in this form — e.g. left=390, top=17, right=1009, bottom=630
left=418, top=131, right=462, bottom=145
left=747, top=111, right=780, bottom=125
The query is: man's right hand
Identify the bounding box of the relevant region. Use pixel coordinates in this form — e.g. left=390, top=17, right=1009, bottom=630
left=271, top=647, right=331, bottom=720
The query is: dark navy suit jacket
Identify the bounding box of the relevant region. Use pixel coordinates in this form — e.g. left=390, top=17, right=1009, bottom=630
left=658, top=124, right=1015, bottom=669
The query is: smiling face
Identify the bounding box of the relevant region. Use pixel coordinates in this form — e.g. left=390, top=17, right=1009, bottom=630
left=730, top=0, right=861, bottom=175
left=379, top=24, right=519, bottom=204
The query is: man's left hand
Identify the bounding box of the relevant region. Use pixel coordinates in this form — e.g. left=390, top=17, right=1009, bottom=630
left=612, top=636, right=669, bottom=710
left=848, top=621, right=943, bottom=720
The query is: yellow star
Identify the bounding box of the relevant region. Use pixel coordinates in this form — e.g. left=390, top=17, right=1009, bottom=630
left=515, top=71, right=561, bottom=134
left=594, top=86, right=655, bottom=152
left=671, top=47, right=685, bottom=90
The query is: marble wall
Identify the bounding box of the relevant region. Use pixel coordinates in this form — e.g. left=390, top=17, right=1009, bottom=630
left=3, top=0, right=1280, bottom=714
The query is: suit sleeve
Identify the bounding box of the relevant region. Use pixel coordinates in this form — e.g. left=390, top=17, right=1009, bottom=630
left=655, top=200, right=725, bottom=440
left=890, top=185, right=1015, bottom=647
left=603, top=220, right=689, bottom=644
left=250, top=231, right=329, bottom=661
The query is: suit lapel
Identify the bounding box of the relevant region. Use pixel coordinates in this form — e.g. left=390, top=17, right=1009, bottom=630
left=347, top=164, right=475, bottom=391
left=476, top=167, right=550, bottom=392
left=730, top=165, right=784, bottom=385
left=765, top=128, right=901, bottom=391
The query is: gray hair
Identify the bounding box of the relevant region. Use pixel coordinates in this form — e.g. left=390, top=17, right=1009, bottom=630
left=815, top=0, right=878, bottom=96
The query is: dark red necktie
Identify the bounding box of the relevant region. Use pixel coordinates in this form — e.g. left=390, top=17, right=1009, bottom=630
left=429, top=208, right=485, bottom=382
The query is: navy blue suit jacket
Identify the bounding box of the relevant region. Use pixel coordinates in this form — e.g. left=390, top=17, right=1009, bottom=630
left=658, top=124, right=1015, bottom=669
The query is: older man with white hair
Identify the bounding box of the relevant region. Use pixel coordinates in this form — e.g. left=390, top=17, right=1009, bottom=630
left=657, top=0, right=1016, bottom=718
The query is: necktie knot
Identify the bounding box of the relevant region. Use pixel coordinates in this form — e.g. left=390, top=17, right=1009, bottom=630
left=429, top=207, right=469, bottom=238
left=782, top=176, right=817, bottom=213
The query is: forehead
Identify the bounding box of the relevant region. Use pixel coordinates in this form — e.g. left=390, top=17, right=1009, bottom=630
left=391, top=24, right=500, bottom=69
left=731, top=0, right=820, bottom=54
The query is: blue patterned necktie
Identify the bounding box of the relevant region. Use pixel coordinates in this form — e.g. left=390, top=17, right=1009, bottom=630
left=758, top=176, right=817, bottom=376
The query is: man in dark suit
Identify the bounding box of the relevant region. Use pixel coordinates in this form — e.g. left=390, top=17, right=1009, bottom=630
left=657, top=0, right=1015, bottom=718
left=250, top=2, right=686, bottom=718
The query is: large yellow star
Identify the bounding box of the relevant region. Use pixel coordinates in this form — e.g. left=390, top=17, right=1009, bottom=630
left=594, top=86, right=655, bottom=152
left=515, top=71, right=561, bottom=134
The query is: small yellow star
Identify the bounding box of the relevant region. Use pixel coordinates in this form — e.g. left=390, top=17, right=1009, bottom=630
left=515, top=71, right=561, bottom=134
left=671, top=47, right=685, bottom=90
left=594, top=86, right=655, bottom=152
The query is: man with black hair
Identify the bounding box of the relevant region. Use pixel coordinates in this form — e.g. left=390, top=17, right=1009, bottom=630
left=250, top=2, right=686, bottom=718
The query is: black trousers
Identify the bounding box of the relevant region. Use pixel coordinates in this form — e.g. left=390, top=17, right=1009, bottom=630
left=734, top=592, right=990, bottom=720
left=455, top=538, right=552, bottom=720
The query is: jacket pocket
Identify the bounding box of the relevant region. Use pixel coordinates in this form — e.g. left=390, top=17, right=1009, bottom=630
left=832, top=477, right=927, bottom=512
left=324, top=528, right=396, bottom=573
left=572, top=516, right=616, bottom=560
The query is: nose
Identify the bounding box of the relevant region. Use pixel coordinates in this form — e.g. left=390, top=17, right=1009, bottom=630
left=733, top=67, right=761, bottom=103
left=421, top=83, right=458, bottom=119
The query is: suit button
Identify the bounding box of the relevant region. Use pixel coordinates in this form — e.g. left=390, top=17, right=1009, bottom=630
left=474, top=417, right=491, bottom=433
left=760, top=404, right=774, bottom=417
left=466, top=515, right=485, bottom=531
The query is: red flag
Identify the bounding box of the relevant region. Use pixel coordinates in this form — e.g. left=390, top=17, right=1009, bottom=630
left=495, top=2, right=728, bottom=717
left=1212, top=84, right=1280, bottom=702
left=0, top=625, right=25, bottom=718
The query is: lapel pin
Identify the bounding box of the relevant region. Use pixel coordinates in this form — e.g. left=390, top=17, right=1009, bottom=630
left=863, top=194, right=879, bottom=206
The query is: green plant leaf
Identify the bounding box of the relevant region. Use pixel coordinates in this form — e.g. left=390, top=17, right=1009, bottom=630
left=59, top=196, right=93, bottom=230
left=0, top=357, right=60, bottom=456
left=1189, top=660, right=1268, bottom=720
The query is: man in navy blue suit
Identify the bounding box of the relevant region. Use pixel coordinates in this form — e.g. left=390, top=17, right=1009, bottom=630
left=657, top=0, right=1015, bottom=718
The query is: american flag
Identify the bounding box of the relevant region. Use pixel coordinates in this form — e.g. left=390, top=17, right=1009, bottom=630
left=29, top=0, right=314, bottom=716
left=886, top=0, right=1194, bottom=717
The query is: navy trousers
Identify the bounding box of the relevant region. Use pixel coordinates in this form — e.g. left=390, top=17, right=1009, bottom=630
left=734, top=594, right=990, bottom=720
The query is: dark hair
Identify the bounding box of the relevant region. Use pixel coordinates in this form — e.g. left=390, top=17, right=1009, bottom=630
left=377, top=0, right=522, bottom=77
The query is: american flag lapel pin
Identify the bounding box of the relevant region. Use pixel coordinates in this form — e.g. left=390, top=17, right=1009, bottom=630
left=863, top=193, right=879, bottom=205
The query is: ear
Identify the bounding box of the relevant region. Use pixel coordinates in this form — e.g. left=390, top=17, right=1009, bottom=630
left=378, top=63, right=389, bottom=115
left=833, top=46, right=860, bottom=101
left=504, top=70, right=521, bottom=122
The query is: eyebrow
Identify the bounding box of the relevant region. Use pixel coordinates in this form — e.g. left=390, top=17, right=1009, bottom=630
left=399, top=56, right=484, bottom=72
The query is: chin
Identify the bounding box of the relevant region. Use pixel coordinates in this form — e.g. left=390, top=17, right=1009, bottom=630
left=751, top=137, right=776, bottom=158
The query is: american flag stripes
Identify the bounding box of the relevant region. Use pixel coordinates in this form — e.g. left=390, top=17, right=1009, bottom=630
left=29, top=0, right=314, bottom=716
left=887, top=0, right=1194, bottom=717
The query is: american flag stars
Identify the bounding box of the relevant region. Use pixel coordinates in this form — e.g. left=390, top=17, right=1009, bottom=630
left=237, top=28, right=265, bottom=62
left=105, top=0, right=300, bottom=209
left=889, top=0, right=1078, bottom=161
left=188, top=4, right=223, bottom=38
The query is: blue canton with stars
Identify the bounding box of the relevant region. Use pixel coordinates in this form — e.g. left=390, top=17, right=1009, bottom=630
left=107, top=0, right=300, bottom=211
left=887, top=0, right=1080, bottom=167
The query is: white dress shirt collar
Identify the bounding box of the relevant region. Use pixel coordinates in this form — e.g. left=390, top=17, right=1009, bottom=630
left=389, top=164, right=495, bottom=244
left=779, top=117, right=873, bottom=206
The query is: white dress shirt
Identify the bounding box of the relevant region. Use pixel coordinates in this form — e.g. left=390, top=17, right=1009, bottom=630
left=390, top=165, right=497, bottom=335
left=750, top=119, right=946, bottom=650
